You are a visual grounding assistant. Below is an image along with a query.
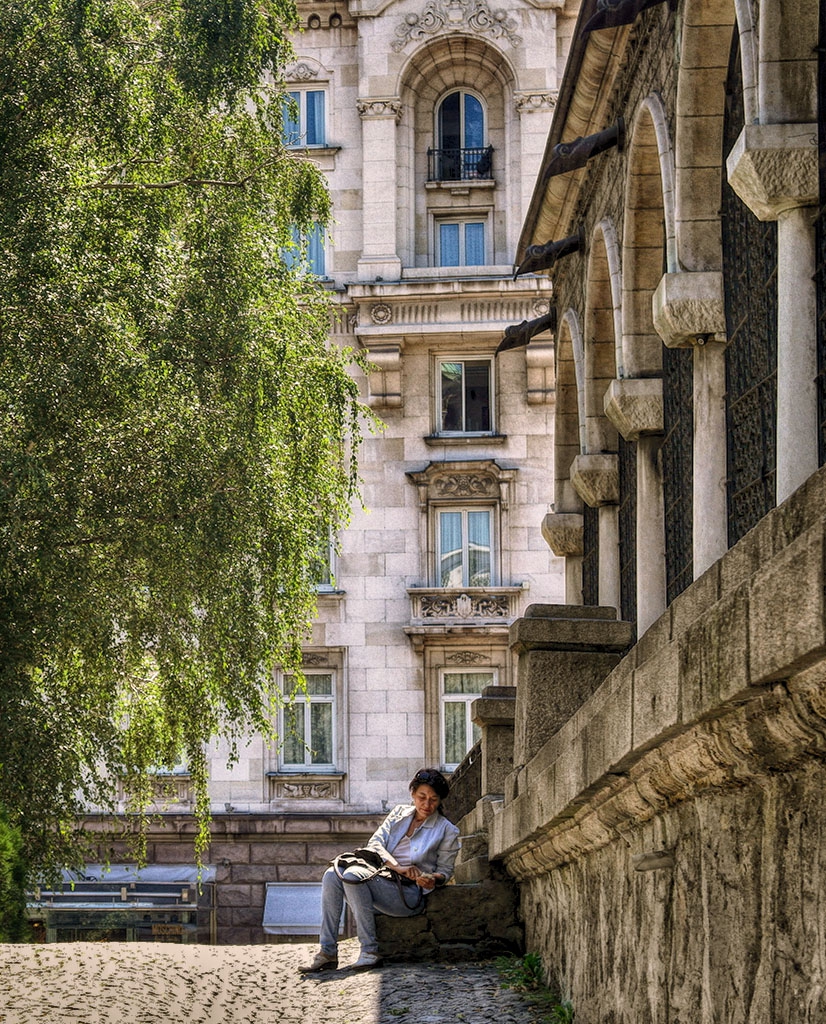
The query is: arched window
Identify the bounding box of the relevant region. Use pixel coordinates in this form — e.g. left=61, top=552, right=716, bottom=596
left=429, top=90, right=492, bottom=181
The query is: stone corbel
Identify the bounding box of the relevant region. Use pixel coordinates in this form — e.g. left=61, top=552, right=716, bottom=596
left=652, top=271, right=727, bottom=349
left=365, top=342, right=402, bottom=408
left=541, top=512, right=583, bottom=557
left=570, top=453, right=619, bottom=507
left=603, top=378, right=663, bottom=441
left=525, top=339, right=555, bottom=405
left=726, top=123, right=818, bottom=221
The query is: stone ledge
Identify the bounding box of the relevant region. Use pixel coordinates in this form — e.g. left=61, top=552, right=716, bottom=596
left=376, top=879, right=523, bottom=961
left=541, top=512, right=583, bottom=556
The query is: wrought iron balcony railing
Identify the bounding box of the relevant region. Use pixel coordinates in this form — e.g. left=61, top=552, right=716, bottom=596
left=427, top=146, right=494, bottom=182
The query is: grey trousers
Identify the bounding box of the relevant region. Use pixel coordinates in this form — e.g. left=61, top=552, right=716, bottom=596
left=318, top=865, right=423, bottom=954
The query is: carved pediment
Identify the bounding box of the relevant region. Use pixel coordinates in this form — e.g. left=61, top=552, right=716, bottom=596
left=391, top=0, right=522, bottom=51
left=407, top=459, right=516, bottom=508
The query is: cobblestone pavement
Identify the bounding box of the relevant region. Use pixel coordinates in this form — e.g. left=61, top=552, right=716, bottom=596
left=0, top=939, right=544, bottom=1024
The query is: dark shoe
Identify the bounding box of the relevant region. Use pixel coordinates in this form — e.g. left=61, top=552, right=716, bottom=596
left=299, top=951, right=338, bottom=973
left=351, top=951, right=384, bottom=971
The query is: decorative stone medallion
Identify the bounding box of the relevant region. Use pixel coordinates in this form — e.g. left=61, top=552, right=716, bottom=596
left=370, top=302, right=393, bottom=325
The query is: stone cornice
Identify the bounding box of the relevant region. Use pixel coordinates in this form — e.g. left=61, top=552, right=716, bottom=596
left=499, top=681, right=826, bottom=880
left=726, top=123, right=818, bottom=221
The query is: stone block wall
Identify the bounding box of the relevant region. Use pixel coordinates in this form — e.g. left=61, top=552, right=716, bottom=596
left=377, top=877, right=523, bottom=962
left=85, top=812, right=382, bottom=945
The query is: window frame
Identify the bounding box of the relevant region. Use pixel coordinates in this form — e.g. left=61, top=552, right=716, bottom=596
left=282, top=88, right=326, bottom=148
left=439, top=668, right=497, bottom=771
left=285, top=222, right=327, bottom=278
left=434, top=215, right=489, bottom=268
left=435, top=503, right=497, bottom=588
left=435, top=354, right=496, bottom=435
left=278, top=670, right=337, bottom=773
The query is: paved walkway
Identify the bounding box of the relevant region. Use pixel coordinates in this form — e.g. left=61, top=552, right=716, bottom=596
left=0, top=939, right=542, bottom=1024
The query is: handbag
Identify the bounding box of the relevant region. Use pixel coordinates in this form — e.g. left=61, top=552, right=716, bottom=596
left=331, top=848, right=424, bottom=909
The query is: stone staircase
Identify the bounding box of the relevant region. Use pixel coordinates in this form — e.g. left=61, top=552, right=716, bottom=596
left=377, top=685, right=523, bottom=962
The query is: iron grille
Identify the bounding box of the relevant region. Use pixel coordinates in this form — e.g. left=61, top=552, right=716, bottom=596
left=618, top=435, right=637, bottom=630
left=427, top=146, right=494, bottom=182
left=582, top=503, right=600, bottom=606
left=817, top=9, right=826, bottom=464
left=722, top=30, right=778, bottom=546
left=662, top=345, right=694, bottom=604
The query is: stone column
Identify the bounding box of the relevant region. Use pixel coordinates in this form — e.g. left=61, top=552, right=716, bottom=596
left=604, top=378, right=666, bottom=634
left=570, top=452, right=620, bottom=611
left=727, top=123, right=819, bottom=503
left=356, top=98, right=403, bottom=282
left=652, top=271, right=729, bottom=576
left=509, top=604, right=634, bottom=770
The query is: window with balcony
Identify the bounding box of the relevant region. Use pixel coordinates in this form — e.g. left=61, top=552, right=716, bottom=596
left=441, top=669, right=495, bottom=770
left=429, top=90, right=492, bottom=181
left=280, top=672, right=336, bottom=771
left=282, top=89, right=326, bottom=147
left=438, top=357, right=493, bottom=433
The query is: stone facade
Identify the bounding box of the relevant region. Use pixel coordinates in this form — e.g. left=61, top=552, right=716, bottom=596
left=454, top=0, right=826, bottom=1019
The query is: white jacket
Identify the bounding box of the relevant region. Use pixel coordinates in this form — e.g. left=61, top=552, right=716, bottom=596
left=366, top=803, right=460, bottom=885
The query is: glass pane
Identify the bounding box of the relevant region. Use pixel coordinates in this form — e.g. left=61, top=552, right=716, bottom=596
left=464, top=360, right=490, bottom=431
left=464, top=94, right=484, bottom=148
left=282, top=704, right=306, bottom=765
left=439, top=511, right=463, bottom=587
left=282, top=92, right=300, bottom=145
left=440, top=361, right=463, bottom=431
left=306, top=91, right=325, bottom=145
left=443, top=672, right=493, bottom=694
left=310, top=702, right=333, bottom=764
left=439, top=223, right=460, bottom=267
left=305, top=673, right=333, bottom=695
left=467, top=510, right=492, bottom=586
left=464, top=222, right=485, bottom=266
left=438, top=91, right=461, bottom=150
left=308, top=223, right=325, bottom=276
left=444, top=701, right=469, bottom=766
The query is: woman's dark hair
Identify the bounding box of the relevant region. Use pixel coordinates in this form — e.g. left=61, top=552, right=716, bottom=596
left=409, top=767, right=450, bottom=809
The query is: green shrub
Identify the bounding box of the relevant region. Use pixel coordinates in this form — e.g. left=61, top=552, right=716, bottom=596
left=495, top=953, right=574, bottom=1023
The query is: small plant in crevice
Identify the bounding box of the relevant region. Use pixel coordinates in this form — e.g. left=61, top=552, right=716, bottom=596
left=494, top=953, right=574, bottom=1023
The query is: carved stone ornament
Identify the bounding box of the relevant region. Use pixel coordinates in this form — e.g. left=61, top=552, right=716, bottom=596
left=391, top=0, right=522, bottom=52
left=435, top=473, right=497, bottom=498
left=302, top=653, right=329, bottom=666
left=357, top=98, right=403, bottom=121
left=446, top=650, right=487, bottom=664
left=286, top=60, right=323, bottom=82
left=514, top=92, right=558, bottom=114
left=421, top=593, right=510, bottom=618
left=370, top=302, right=393, bottom=325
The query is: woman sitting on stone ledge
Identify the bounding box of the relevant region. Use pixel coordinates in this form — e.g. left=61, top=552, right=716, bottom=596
left=300, top=768, right=460, bottom=973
